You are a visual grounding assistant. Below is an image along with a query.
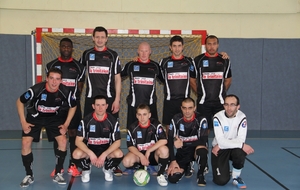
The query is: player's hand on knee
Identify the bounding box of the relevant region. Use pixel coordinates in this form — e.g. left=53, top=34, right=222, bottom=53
left=243, top=144, right=254, bottom=155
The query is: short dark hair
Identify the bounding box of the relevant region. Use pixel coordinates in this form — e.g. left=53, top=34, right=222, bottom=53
left=93, top=26, right=108, bottom=37
left=170, top=35, right=184, bottom=46
left=225, top=94, right=240, bottom=105
left=93, top=95, right=108, bottom=104
left=205, top=35, right=219, bottom=44
left=60, top=38, right=73, bottom=47
left=47, top=67, right=63, bottom=77
left=182, top=97, right=195, bottom=107
left=136, top=104, right=150, bottom=112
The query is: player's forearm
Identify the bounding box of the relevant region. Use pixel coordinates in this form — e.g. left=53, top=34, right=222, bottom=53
left=114, top=74, right=121, bottom=102
left=189, top=78, right=197, bottom=94
left=63, top=106, right=77, bottom=128
left=224, top=77, right=232, bottom=92
left=128, top=146, right=144, bottom=158
left=103, top=140, right=121, bottom=156
left=148, top=139, right=167, bottom=153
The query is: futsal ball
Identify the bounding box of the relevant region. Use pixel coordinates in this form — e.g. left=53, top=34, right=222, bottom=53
left=133, top=169, right=150, bottom=186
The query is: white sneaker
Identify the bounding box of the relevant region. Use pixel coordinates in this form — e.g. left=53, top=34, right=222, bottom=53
left=102, top=167, right=113, bottom=181
left=157, top=174, right=168, bottom=186
left=81, top=169, right=91, bottom=183
left=53, top=173, right=67, bottom=184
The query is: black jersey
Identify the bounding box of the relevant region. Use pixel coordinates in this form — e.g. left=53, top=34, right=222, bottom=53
left=159, top=55, right=196, bottom=100
left=79, top=47, right=122, bottom=98
left=45, top=57, right=85, bottom=100
left=121, top=59, right=163, bottom=107
left=193, top=53, right=232, bottom=104
left=77, top=112, right=121, bottom=150
left=168, top=112, right=208, bottom=161
left=19, top=82, right=76, bottom=119
left=126, top=118, right=166, bottom=153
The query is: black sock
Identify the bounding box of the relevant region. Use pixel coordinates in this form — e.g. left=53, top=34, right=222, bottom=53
left=157, top=158, right=169, bottom=176
left=73, top=158, right=91, bottom=171
left=68, top=136, right=76, bottom=167
left=195, top=148, right=208, bottom=175
left=55, top=149, right=67, bottom=174
left=22, top=152, right=33, bottom=176
left=104, top=157, right=123, bottom=170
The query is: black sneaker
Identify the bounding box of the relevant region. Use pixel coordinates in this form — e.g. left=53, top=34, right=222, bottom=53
left=185, top=161, right=194, bottom=178
left=20, top=175, right=34, bottom=187
left=197, top=174, right=206, bottom=186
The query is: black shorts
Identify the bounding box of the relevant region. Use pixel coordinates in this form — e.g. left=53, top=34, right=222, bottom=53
left=23, top=116, right=66, bottom=142
left=84, top=97, right=118, bottom=119
left=175, top=146, right=196, bottom=169
left=68, top=100, right=82, bottom=130
left=162, top=99, right=183, bottom=125
left=197, top=102, right=223, bottom=129
left=127, top=103, right=158, bottom=129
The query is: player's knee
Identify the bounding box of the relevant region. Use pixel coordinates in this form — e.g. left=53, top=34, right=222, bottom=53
left=122, top=155, right=133, bottom=168
left=168, top=172, right=184, bottom=184
left=213, top=175, right=230, bottom=186
left=72, top=148, right=83, bottom=159
left=157, top=145, right=169, bottom=158
left=113, top=149, right=124, bottom=158
left=196, top=147, right=208, bottom=157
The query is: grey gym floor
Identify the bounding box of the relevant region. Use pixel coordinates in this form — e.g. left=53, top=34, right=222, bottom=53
left=0, top=130, right=299, bottom=190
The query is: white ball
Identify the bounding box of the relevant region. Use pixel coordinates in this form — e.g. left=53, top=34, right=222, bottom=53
left=133, top=169, right=150, bottom=186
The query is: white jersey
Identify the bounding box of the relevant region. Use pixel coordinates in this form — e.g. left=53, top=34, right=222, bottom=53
left=212, top=110, right=247, bottom=149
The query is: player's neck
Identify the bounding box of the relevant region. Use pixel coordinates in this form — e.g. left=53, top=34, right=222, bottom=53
left=94, top=46, right=107, bottom=52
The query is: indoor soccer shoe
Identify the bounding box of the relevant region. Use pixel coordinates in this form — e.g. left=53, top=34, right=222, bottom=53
left=50, top=168, right=64, bottom=177
left=157, top=174, right=168, bottom=186
left=20, top=175, right=34, bottom=188
left=112, top=166, right=123, bottom=176
left=103, top=167, right=113, bottom=181
left=197, top=174, right=206, bottom=186
left=53, top=173, right=67, bottom=185
left=233, top=177, right=247, bottom=189
left=68, top=165, right=81, bottom=177
left=185, top=161, right=194, bottom=178
left=81, top=169, right=91, bottom=183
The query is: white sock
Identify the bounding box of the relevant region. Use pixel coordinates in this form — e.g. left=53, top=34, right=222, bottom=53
left=232, top=168, right=242, bottom=179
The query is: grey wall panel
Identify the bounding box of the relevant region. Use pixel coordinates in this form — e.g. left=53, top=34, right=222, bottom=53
left=219, top=39, right=263, bottom=130
left=261, top=39, right=300, bottom=130
left=0, top=35, right=32, bottom=130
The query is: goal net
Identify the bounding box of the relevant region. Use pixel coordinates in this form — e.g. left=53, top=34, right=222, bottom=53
left=35, top=28, right=207, bottom=130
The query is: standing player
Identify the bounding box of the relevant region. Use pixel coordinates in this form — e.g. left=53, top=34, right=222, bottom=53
left=190, top=35, right=232, bottom=132
left=79, top=26, right=122, bottom=175
left=121, top=42, right=163, bottom=129
left=72, top=95, right=123, bottom=183
left=159, top=35, right=196, bottom=136
left=17, top=68, right=77, bottom=187
left=167, top=98, right=209, bottom=186
left=122, top=104, right=169, bottom=186
left=211, top=94, right=254, bottom=189
left=46, top=38, right=85, bottom=177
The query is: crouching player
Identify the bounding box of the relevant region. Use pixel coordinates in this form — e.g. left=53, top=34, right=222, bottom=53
left=72, top=95, right=123, bottom=183
left=167, top=98, right=209, bottom=186
left=122, top=104, right=169, bottom=186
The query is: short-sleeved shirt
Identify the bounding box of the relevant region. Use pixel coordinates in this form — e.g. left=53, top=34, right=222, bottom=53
left=19, top=81, right=77, bottom=119
left=168, top=112, right=208, bottom=161
left=121, top=59, right=163, bottom=107
left=46, top=57, right=85, bottom=100
left=159, top=55, right=196, bottom=100
left=77, top=112, right=121, bottom=151
left=80, top=47, right=122, bottom=98
left=193, top=53, right=232, bottom=104
left=126, top=118, right=166, bottom=153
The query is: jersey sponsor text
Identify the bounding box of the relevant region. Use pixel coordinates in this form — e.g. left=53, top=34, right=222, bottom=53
left=89, top=66, right=109, bottom=74
left=37, top=105, right=59, bottom=113
left=133, top=77, right=154, bottom=85
left=202, top=72, right=223, bottom=79
left=88, top=137, right=110, bottom=145
left=167, top=72, right=188, bottom=80
left=62, top=79, right=76, bottom=87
